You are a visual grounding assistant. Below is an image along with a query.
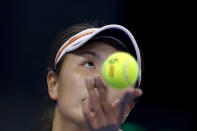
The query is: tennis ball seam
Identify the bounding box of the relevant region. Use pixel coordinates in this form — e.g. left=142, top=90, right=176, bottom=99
left=123, top=58, right=131, bottom=86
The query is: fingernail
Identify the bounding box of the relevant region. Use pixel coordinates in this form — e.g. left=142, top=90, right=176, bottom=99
left=133, top=89, right=143, bottom=97
left=114, top=99, right=120, bottom=104
left=113, top=99, right=120, bottom=107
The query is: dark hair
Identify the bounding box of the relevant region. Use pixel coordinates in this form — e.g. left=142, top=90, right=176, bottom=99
left=34, top=23, right=144, bottom=131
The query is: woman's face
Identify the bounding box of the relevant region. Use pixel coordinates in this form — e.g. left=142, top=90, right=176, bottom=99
left=48, top=40, right=133, bottom=126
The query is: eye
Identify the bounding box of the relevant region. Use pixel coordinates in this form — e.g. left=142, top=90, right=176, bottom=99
left=83, top=61, right=96, bottom=69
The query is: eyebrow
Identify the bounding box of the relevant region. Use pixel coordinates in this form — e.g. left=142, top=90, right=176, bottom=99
left=78, top=51, right=100, bottom=59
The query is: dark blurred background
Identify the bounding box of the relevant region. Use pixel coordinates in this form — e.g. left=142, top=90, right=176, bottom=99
left=0, top=0, right=195, bottom=131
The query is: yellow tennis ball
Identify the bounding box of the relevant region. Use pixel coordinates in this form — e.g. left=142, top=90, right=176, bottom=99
left=102, top=52, right=139, bottom=89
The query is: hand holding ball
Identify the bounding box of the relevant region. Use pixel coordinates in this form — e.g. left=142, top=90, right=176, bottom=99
left=102, top=52, right=139, bottom=89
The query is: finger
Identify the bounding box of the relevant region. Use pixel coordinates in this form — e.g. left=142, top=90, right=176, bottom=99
left=81, top=98, right=96, bottom=128
left=94, top=77, right=109, bottom=107
left=85, top=78, right=105, bottom=119
left=118, top=88, right=142, bottom=122
left=112, top=99, right=120, bottom=120
left=81, top=98, right=94, bottom=120
left=118, top=90, right=133, bottom=122
left=94, top=77, right=117, bottom=123
left=126, top=88, right=142, bottom=102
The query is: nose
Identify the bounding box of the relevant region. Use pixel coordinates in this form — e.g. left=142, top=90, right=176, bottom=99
left=92, top=68, right=103, bottom=84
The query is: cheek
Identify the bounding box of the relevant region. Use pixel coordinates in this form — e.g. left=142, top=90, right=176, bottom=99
left=56, top=73, right=88, bottom=120
left=57, top=70, right=87, bottom=107
left=76, top=66, right=97, bottom=77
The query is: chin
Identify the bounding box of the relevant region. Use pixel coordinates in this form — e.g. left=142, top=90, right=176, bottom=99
left=69, top=110, right=86, bottom=128
left=71, top=105, right=86, bottom=124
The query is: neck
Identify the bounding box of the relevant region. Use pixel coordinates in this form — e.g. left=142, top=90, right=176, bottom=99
left=52, top=106, right=89, bottom=131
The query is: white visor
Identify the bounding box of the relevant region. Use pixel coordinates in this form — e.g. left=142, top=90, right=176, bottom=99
left=54, top=24, right=142, bottom=87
